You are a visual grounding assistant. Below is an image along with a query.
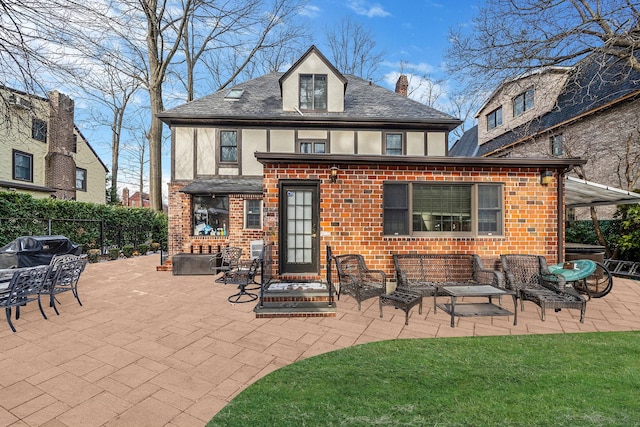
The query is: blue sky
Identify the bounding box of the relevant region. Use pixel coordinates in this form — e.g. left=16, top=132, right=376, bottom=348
left=301, top=0, right=480, bottom=98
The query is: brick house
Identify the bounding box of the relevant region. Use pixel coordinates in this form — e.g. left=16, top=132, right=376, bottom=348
left=0, top=86, right=108, bottom=203
left=159, top=46, right=585, bottom=283
left=451, top=53, right=640, bottom=219
left=122, top=188, right=150, bottom=207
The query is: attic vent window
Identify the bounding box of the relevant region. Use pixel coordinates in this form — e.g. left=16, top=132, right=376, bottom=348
left=224, top=89, right=244, bottom=100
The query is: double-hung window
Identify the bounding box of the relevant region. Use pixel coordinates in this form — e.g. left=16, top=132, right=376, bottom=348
left=383, top=182, right=503, bottom=236
left=13, top=150, right=33, bottom=182
left=513, top=88, right=534, bottom=117
left=299, top=74, right=327, bottom=110
left=220, top=130, right=238, bottom=163
left=385, top=133, right=403, bottom=155
left=245, top=199, right=261, bottom=229
left=76, top=168, right=87, bottom=191
left=32, top=119, right=47, bottom=142
left=487, top=107, right=503, bottom=130
left=551, top=134, right=563, bottom=156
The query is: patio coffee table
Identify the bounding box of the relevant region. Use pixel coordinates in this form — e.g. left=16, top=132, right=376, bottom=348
left=438, top=285, right=517, bottom=327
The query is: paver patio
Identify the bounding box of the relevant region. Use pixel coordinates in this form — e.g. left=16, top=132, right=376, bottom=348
left=1, top=254, right=639, bottom=426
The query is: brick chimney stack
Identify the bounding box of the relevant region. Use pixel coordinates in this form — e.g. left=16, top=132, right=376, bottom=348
left=395, top=74, right=409, bottom=97
left=46, top=91, right=76, bottom=200
left=123, top=188, right=130, bottom=206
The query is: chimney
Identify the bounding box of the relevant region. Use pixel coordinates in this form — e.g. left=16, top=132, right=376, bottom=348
left=123, top=188, right=130, bottom=206
left=395, top=74, right=409, bottom=97
left=45, top=91, right=76, bottom=200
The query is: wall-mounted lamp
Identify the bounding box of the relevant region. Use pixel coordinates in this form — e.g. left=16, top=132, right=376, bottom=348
left=330, top=165, right=339, bottom=183
left=540, top=170, right=554, bottom=185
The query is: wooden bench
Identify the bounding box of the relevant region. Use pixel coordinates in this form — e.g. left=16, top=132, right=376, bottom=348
left=393, top=254, right=504, bottom=311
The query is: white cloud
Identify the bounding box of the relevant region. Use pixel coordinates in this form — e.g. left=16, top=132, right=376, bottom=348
left=347, top=1, right=391, bottom=18
left=299, top=4, right=321, bottom=18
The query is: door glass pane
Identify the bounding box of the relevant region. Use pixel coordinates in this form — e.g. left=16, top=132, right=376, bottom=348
left=286, top=189, right=313, bottom=264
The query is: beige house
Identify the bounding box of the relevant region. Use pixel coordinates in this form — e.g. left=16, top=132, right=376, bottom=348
left=452, top=53, right=640, bottom=219
left=0, top=86, right=108, bottom=204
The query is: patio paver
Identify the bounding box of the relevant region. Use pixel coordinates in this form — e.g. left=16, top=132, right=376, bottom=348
left=1, top=254, right=639, bottom=426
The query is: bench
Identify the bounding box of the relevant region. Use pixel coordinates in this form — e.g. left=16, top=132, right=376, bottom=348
left=393, top=254, right=504, bottom=311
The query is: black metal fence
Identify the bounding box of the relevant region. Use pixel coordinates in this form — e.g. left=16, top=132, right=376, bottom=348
left=0, top=217, right=163, bottom=254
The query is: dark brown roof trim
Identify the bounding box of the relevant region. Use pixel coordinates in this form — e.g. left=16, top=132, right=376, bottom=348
left=255, top=152, right=587, bottom=170
left=156, top=115, right=462, bottom=131
left=0, top=180, right=54, bottom=193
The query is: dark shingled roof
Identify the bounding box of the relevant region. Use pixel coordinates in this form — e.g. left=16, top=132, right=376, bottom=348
left=158, top=73, right=461, bottom=128
left=449, top=125, right=478, bottom=157
left=180, top=176, right=263, bottom=194
left=478, top=52, right=640, bottom=156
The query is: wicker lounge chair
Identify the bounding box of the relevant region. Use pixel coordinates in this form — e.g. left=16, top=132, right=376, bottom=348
left=334, top=254, right=386, bottom=310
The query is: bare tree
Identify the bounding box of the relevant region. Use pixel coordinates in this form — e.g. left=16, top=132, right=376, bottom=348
left=325, top=16, right=385, bottom=81
left=447, top=0, right=640, bottom=85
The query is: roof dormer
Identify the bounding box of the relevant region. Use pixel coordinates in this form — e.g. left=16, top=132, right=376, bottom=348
left=279, top=45, right=348, bottom=113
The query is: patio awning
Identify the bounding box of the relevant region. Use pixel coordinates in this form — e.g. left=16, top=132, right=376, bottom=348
left=180, top=176, right=263, bottom=195
left=565, top=176, right=640, bottom=207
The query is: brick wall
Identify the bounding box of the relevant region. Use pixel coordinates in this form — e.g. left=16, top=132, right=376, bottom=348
left=502, top=97, right=640, bottom=219
left=167, top=182, right=264, bottom=261
left=263, top=163, right=562, bottom=283
left=46, top=91, right=76, bottom=200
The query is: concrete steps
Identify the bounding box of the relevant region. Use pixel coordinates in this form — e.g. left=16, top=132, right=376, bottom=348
left=254, top=281, right=337, bottom=318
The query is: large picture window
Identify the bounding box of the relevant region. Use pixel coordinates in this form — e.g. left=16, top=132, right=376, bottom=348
left=193, top=195, right=229, bottom=236
left=299, top=74, right=327, bottom=110
left=383, top=182, right=503, bottom=236
left=220, top=130, right=238, bottom=163
left=13, top=150, right=33, bottom=182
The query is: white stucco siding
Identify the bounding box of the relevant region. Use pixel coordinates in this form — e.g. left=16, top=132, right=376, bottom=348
left=242, top=129, right=267, bottom=175
left=357, top=131, right=382, bottom=154
left=281, top=51, right=344, bottom=112
left=196, top=128, right=216, bottom=176
left=174, top=127, right=194, bottom=180
left=406, top=132, right=425, bottom=156
left=298, top=130, right=327, bottom=140
left=330, top=131, right=355, bottom=154
left=427, top=132, right=447, bottom=156
left=270, top=129, right=295, bottom=152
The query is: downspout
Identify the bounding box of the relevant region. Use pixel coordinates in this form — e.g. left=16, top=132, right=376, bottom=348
left=557, top=168, right=565, bottom=263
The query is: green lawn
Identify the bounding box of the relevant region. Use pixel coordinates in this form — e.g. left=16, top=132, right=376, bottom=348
left=208, top=331, right=640, bottom=426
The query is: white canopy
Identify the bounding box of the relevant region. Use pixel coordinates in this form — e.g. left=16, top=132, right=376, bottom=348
left=565, top=176, right=640, bottom=208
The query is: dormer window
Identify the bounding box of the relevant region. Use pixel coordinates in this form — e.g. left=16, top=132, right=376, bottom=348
left=513, top=88, right=534, bottom=117
left=299, top=74, right=327, bottom=110
left=487, top=107, right=503, bottom=130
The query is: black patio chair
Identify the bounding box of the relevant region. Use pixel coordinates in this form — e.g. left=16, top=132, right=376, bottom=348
left=500, top=254, right=587, bottom=322
left=48, top=258, right=88, bottom=315
left=211, top=247, right=242, bottom=284
left=334, top=254, right=386, bottom=310
left=1, top=265, right=51, bottom=332
left=225, top=245, right=271, bottom=303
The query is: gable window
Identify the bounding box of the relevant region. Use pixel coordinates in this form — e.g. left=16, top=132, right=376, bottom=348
left=551, top=134, right=563, bottom=156
left=72, top=134, right=78, bottom=153
left=513, top=88, right=534, bottom=117
left=299, top=74, right=327, bottom=110
left=76, top=168, right=87, bottom=191
left=220, top=130, right=238, bottom=163
left=299, top=141, right=326, bottom=153
left=384, top=182, right=503, bottom=236
left=487, top=107, right=503, bottom=130
left=32, top=118, right=47, bottom=142
left=385, top=133, right=403, bottom=155
left=193, top=195, right=229, bottom=236
left=13, top=150, right=33, bottom=182
left=245, top=199, right=261, bottom=229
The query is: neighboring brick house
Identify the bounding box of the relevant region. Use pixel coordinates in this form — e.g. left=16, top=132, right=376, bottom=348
left=0, top=86, right=108, bottom=203
left=451, top=53, right=640, bottom=219
left=159, top=45, right=584, bottom=282
left=122, top=188, right=150, bottom=207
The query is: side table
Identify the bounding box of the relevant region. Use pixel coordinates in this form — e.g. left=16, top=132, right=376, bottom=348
left=379, top=290, right=422, bottom=325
